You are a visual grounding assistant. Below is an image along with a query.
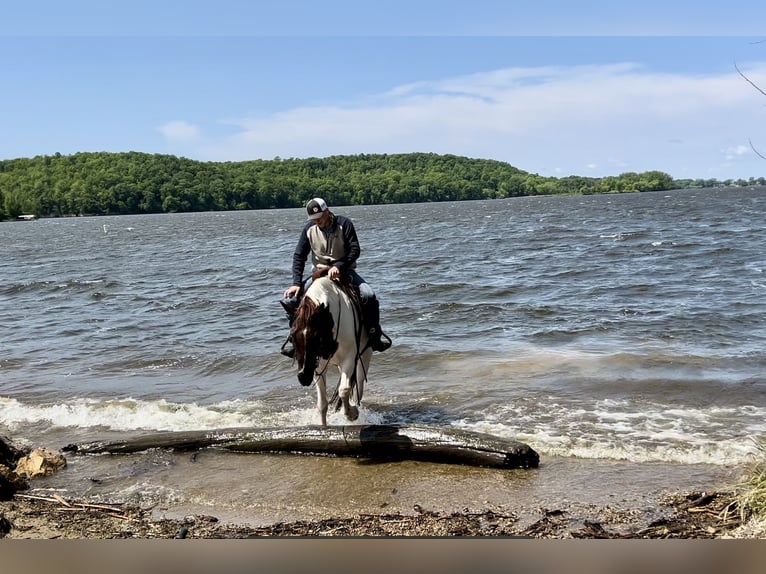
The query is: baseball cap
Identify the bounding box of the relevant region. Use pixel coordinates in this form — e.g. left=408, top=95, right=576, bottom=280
left=306, top=197, right=328, bottom=220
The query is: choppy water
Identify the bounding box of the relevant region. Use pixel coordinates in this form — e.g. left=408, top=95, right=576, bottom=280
left=2, top=187, right=765, bottom=521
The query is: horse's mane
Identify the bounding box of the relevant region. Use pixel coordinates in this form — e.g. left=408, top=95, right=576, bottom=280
left=292, top=296, right=317, bottom=334
left=291, top=297, right=317, bottom=362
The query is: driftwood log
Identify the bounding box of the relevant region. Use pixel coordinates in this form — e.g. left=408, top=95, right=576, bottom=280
left=63, top=424, right=539, bottom=469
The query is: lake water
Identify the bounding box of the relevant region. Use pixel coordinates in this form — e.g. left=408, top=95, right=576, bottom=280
left=1, top=187, right=764, bottom=524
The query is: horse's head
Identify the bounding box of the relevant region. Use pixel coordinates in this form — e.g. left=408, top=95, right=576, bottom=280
left=290, top=297, right=338, bottom=386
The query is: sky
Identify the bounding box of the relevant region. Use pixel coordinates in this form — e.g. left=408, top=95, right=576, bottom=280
left=2, top=1, right=766, bottom=180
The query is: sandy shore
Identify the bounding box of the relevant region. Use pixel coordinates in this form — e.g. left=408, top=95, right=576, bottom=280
left=0, top=485, right=755, bottom=539
left=2, top=435, right=762, bottom=539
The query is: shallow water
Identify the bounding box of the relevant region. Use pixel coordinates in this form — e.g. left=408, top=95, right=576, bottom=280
left=29, top=448, right=738, bottom=527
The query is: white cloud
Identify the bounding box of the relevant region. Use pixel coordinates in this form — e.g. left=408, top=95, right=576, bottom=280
left=191, top=62, right=766, bottom=179
left=724, top=144, right=751, bottom=159
left=157, top=120, right=200, bottom=143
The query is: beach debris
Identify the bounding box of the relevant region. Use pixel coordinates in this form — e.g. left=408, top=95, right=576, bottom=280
left=14, top=493, right=131, bottom=519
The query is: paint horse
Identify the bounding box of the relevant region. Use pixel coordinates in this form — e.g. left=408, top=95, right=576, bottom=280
left=289, top=275, right=372, bottom=426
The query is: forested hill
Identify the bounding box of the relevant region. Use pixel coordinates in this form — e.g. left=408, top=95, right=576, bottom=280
left=0, top=150, right=681, bottom=220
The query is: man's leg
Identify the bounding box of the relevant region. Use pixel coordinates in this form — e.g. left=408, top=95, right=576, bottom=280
left=348, top=271, right=391, bottom=353
left=360, top=294, right=392, bottom=352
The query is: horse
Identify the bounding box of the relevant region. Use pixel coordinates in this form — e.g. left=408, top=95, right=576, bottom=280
left=289, top=275, right=372, bottom=426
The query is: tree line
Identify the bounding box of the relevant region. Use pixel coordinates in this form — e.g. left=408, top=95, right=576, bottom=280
left=0, top=151, right=759, bottom=221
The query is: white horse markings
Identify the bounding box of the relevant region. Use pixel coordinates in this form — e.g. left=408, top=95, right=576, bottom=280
left=291, top=277, right=372, bottom=426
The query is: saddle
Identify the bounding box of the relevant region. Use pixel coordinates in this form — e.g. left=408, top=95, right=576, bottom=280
left=280, top=268, right=390, bottom=356
left=279, top=270, right=360, bottom=316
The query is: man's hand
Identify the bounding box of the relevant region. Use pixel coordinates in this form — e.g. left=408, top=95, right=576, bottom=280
left=283, top=285, right=300, bottom=299
left=328, top=267, right=340, bottom=281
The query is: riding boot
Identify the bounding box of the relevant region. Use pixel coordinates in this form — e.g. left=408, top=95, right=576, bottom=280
left=361, top=296, right=392, bottom=352
left=279, top=297, right=298, bottom=358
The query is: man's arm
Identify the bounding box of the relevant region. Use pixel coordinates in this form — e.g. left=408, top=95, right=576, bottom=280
left=290, top=226, right=312, bottom=286
left=334, top=216, right=361, bottom=271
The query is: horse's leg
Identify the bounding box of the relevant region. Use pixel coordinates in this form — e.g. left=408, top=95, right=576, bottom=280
left=354, top=348, right=372, bottom=406
left=338, top=357, right=359, bottom=422
left=315, top=372, right=328, bottom=427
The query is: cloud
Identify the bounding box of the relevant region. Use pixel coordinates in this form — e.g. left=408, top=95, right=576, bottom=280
left=724, top=144, right=750, bottom=159
left=157, top=120, right=200, bottom=143
left=192, top=62, right=766, bottom=178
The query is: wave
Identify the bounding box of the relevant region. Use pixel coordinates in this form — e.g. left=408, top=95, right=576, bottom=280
left=0, top=278, right=121, bottom=296
left=454, top=398, right=766, bottom=466
left=1, top=394, right=762, bottom=466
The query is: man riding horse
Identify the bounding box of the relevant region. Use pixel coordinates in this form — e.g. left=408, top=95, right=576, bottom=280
left=280, top=197, right=392, bottom=358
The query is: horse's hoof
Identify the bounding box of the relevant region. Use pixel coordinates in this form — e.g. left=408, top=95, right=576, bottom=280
left=347, top=406, right=359, bottom=421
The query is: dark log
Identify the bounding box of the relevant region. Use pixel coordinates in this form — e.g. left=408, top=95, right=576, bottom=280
left=63, top=424, right=539, bottom=469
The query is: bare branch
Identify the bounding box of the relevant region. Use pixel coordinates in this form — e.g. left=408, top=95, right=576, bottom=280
left=749, top=138, right=766, bottom=160
left=736, top=46, right=766, bottom=162
left=735, top=61, right=766, bottom=98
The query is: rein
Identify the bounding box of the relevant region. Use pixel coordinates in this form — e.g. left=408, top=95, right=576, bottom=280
left=313, top=297, right=341, bottom=380
left=322, top=279, right=368, bottom=408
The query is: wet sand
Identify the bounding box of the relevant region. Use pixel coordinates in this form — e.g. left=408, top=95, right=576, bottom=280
left=2, top=450, right=753, bottom=538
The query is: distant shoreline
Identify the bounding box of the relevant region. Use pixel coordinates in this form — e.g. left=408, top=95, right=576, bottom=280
left=5, top=151, right=761, bottom=222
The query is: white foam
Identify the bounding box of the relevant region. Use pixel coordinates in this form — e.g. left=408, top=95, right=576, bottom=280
left=0, top=396, right=259, bottom=432
left=456, top=397, right=766, bottom=466
left=0, top=395, right=387, bottom=434
left=2, top=394, right=763, bottom=466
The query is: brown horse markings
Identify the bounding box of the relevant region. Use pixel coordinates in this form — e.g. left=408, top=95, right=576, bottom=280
left=292, top=298, right=337, bottom=387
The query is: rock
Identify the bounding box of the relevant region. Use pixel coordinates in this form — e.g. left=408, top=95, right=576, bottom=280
left=15, top=448, right=67, bottom=479
left=0, top=465, right=28, bottom=501
left=0, top=436, right=28, bottom=468
left=0, top=513, right=12, bottom=536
